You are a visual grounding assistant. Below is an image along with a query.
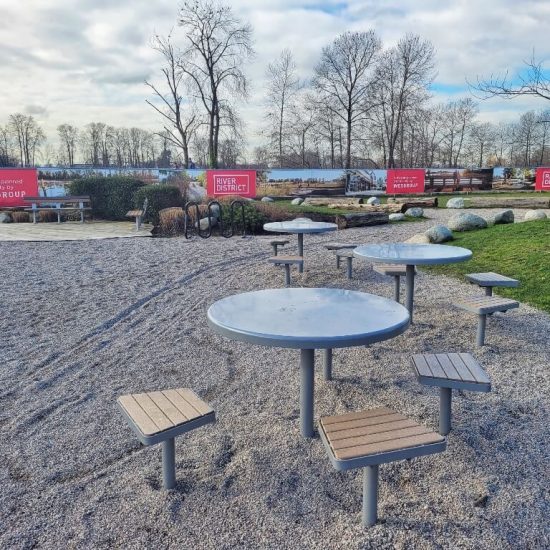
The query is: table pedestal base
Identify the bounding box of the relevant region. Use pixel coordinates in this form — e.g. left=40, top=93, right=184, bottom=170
left=298, top=233, right=304, bottom=272
left=405, top=264, right=415, bottom=323
left=300, top=349, right=314, bottom=437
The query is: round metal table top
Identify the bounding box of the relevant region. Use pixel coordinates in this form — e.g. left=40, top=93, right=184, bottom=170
left=353, top=243, right=472, bottom=265
left=207, top=288, right=410, bottom=349
left=263, top=219, right=338, bottom=234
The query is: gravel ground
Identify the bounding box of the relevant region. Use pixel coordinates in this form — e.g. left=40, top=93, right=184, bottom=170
left=1, top=208, right=548, bottom=549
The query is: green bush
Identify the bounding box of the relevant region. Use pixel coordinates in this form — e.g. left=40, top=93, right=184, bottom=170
left=134, top=185, right=183, bottom=224
left=219, top=200, right=267, bottom=234
left=68, top=176, right=146, bottom=220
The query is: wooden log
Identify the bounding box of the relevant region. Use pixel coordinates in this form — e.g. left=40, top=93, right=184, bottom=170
left=335, top=212, right=389, bottom=229
left=387, top=197, right=438, bottom=208
left=328, top=203, right=403, bottom=213
left=464, top=197, right=550, bottom=209
left=303, top=197, right=363, bottom=206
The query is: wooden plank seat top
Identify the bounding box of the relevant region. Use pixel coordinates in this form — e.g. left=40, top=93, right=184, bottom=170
left=24, top=196, right=92, bottom=223
left=453, top=296, right=519, bottom=346
left=454, top=296, right=519, bottom=315
left=118, top=388, right=215, bottom=489
left=372, top=264, right=416, bottom=302
left=126, top=209, right=144, bottom=217
left=465, top=272, right=519, bottom=296
left=269, top=238, right=290, bottom=256
left=324, top=241, right=358, bottom=250
left=319, top=406, right=446, bottom=526
left=268, top=255, right=304, bottom=287
left=411, top=353, right=491, bottom=435
left=126, top=197, right=148, bottom=230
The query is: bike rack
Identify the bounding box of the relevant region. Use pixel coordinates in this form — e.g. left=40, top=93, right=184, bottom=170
left=184, top=199, right=247, bottom=239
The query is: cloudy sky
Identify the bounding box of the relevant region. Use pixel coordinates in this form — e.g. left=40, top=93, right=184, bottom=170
left=1, top=0, right=549, bottom=152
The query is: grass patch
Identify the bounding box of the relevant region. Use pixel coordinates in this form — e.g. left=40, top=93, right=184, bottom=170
left=424, top=220, right=550, bottom=313
left=434, top=192, right=537, bottom=208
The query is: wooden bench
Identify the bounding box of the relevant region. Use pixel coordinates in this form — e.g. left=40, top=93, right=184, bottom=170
left=268, top=255, right=304, bottom=287
left=465, top=272, right=519, bottom=296
left=334, top=249, right=355, bottom=279
left=126, top=198, right=148, bottom=230
left=319, top=407, right=446, bottom=527
left=411, top=353, right=491, bottom=435
left=453, top=296, right=519, bottom=346
left=24, top=196, right=92, bottom=223
left=117, top=388, right=215, bottom=489
left=372, top=264, right=415, bottom=302
left=269, top=238, right=289, bottom=256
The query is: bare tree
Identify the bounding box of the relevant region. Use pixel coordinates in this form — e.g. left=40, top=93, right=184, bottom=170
left=57, top=124, right=78, bottom=166
left=178, top=0, right=254, bottom=168
left=471, top=52, right=550, bottom=102
left=313, top=31, right=381, bottom=172
left=9, top=114, right=45, bottom=166
left=372, top=34, right=435, bottom=167
left=469, top=122, right=495, bottom=167
left=146, top=34, right=198, bottom=168
left=264, top=49, right=301, bottom=167
left=0, top=124, right=15, bottom=166
left=441, top=98, right=478, bottom=167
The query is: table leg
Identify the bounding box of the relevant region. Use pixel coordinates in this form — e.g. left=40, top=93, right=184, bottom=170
left=297, top=233, right=304, bottom=273
left=300, top=349, right=315, bottom=437
left=324, top=348, right=333, bottom=381
left=405, top=264, right=415, bottom=323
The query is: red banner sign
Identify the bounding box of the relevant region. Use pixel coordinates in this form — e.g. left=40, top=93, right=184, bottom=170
left=206, top=170, right=257, bottom=198
left=386, top=169, right=425, bottom=194
left=535, top=167, right=550, bottom=191
left=0, top=168, right=38, bottom=207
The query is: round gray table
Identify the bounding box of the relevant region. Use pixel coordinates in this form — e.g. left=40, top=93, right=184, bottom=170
left=263, top=219, right=337, bottom=272
left=207, top=288, right=410, bottom=438
left=354, top=243, right=472, bottom=323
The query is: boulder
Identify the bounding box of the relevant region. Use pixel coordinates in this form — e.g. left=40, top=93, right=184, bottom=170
left=487, top=209, right=514, bottom=225
left=448, top=213, right=488, bottom=231
left=366, top=196, right=380, bottom=206
left=0, top=212, right=12, bottom=223
left=261, top=196, right=275, bottom=202
left=197, top=217, right=217, bottom=231
left=208, top=203, right=221, bottom=218
left=187, top=182, right=207, bottom=202
left=405, top=207, right=424, bottom=218
left=425, top=225, right=453, bottom=243
left=389, top=213, right=405, bottom=221
left=291, top=198, right=304, bottom=205
left=446, top=197, right=465, bottom=209
left=406, top=233, right=430, bottom=244
left=524, top=209, right=548, bottom=221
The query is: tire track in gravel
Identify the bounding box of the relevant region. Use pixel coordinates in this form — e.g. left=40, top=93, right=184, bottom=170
left=4, top=245, right=272, bottom=401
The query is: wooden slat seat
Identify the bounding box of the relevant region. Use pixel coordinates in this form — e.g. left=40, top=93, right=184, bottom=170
left=411, top=353, right=491, bottom=435
left=126, top=198, right=148, bottom=230
left=268, top=255, right=304, bottom=287
left=126, top=209, right=144, bottom=217
left=24, top=195, right=92, bottom=224
left=269, top=238, right=290, bottom=256
left=372, top=264, right=416, bottom=302
left=117, top=388, right=215, bottom=489
left=465, top=272, right=519, bottom=296
left=319, top=407, right=446, bottom=527
left=453, top=296, right=519, bottom=346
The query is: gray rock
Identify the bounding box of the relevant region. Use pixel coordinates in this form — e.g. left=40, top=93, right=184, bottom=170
left=448, top=213, right=488, bottom=231
left=366, top=196, right=380, bottom=206
left=208, top=203, right=221, bottom=218
left=187, top=182, right=207, bottom=202
left=406, top=233, right=430, bottom=244
left=405, top=207, right=424, bottom=218
left=487, top=209, right=514, bottom=226
left=524, top=209, right=548, bottom=221
left=196, top=217, right=217, bottom=231
left=389, top=213, right=405, bottom=221
left=0, top=212, right=12, bottom=223
left=425, top=225, right=453, bottom=243
left=294, top=217, right=312, bottom=222
left=446, top=197, right=465, bottom=209
left=291, top=198, right=304, bottom=205
left=261, top=196, right=275, bottom=202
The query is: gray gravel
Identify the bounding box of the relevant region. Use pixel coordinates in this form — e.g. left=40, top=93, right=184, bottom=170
left=1, top=208, right=549, bottom=549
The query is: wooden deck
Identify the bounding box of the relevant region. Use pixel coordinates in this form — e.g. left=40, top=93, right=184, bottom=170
left=0, top=221, right=153, bottom=242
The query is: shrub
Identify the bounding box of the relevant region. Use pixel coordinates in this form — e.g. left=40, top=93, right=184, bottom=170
left=12, top=211, right=30, bottom=223
left=68, top=176, right=146, bottom=220
left=158, top=207, right=185, bottom=236
left=39, top=210, right=58, bottom=222
left=251, top=201, right=295, bottom=222
left=219, top=200, right=267, bottom=234
left=256, top=182, right=295, bottom=197
left=134, top=185, right=183, bottom=224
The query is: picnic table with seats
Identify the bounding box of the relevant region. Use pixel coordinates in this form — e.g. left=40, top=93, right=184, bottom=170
left=24, top=195, right=92, bottom=223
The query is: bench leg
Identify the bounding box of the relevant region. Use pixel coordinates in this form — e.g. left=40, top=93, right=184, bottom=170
left=162, top=437, right=176, bottom=489
left=485, top=286, right=493, bottom=296
left=32, top=210, right=37, bottom=224
left=324, top=348, right=333, bottom=381
left=80, top=210, right=84, bottom=223
left=300, top=349, right=315, bottom=438
left=477, top=314, right=487, bottom=346
left=271, top=244, right=278, bottom=256
left=336, top=255, right=341, bottom=269
left=363, top=465, right=379, bottom=527
left=284, top=264, right=291, bottom=287
left=136, top=215, right=142, bottom=231
left=297, top=233, right=304, bottom=273
left=394, top=276, right=400, bottom=302
left=439, top=387, right=452, bottom=435
left=346, top=257, right=353, bottom=280
left=405, top=264, right=415, bottom=323
left=57, top=210, right=61, bottom=224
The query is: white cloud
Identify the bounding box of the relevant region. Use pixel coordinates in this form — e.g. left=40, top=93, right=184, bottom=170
left=0, top=0, right=549, bottom=154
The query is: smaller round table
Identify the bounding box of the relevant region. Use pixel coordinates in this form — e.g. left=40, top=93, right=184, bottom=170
left=207, top=288, right=410, bottom=438
left=354, top=243, right=472, bottom=322
left=264, top=219, right=337, bottom=272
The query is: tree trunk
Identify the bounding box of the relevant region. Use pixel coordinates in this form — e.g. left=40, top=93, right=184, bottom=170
left=335, top=212, right=389, bottom=228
